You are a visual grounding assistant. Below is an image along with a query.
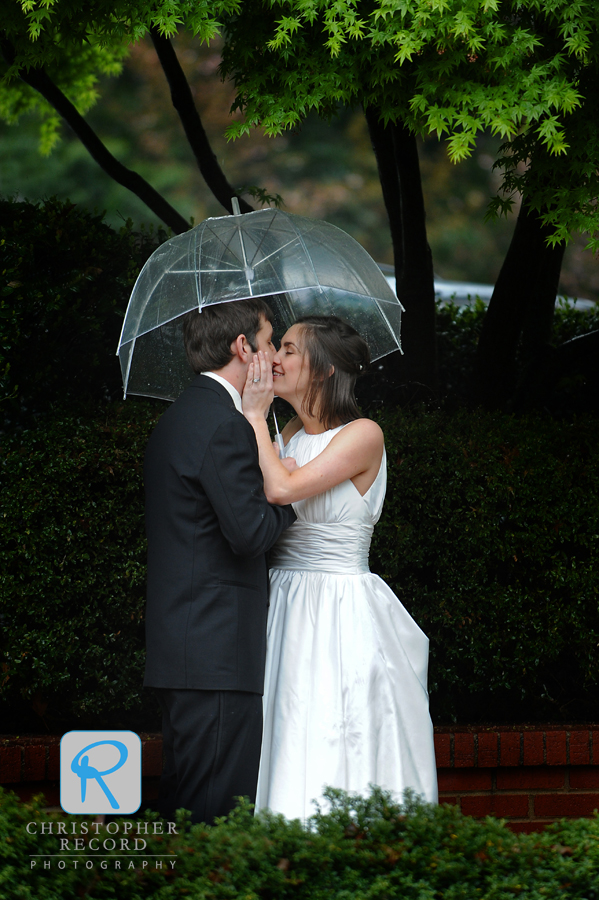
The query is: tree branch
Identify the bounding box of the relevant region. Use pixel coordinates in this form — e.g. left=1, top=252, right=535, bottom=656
left=0, top=37, right=190, bottom=234
left=150, top=28, right=252, bottom=215
left=365, top=107, right=437, bottom=394
left=364, top=106, right=403, bottom=281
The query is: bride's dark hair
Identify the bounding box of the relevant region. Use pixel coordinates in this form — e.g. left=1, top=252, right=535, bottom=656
left=295, top=315, right=370, bottom=430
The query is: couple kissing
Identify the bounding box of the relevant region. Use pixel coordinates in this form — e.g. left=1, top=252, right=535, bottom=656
left=143, top=297, right=437, bottom=826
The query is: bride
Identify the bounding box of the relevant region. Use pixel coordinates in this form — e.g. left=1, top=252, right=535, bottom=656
left=242, top=315, right=438, bottom=819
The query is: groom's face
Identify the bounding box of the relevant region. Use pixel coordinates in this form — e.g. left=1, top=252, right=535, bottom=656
left=251, top=316, right=276, bottom=365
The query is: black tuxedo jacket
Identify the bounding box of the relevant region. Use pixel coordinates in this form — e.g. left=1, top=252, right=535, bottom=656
left=143, top=375, right=296, bottom=693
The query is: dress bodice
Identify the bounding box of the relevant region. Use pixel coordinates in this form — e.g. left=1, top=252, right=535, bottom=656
left=269, top=424, right=387, bottom=575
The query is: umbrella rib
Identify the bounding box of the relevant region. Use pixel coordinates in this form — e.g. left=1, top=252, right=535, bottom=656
left=199, top=246, right=244, bottom=268
left=243, top=212, right=281, bottom=266
left=119, top=307, right=198, bottom=345
left=231, top=214, right=253, bottom=295
left=199, top=241, right=246, bottom=266
left=250, top=236, right=300, bottom=268
left=197, top=238, right=241, bottom=271
left=196, top=226, right=246, bottom=304
left=168, top=267, right=247, bottom=274
left=200, top=225, right=246, bottom=265
left=283, top=216, right=323, bottom=293
left=116, top=302, right=130, bottom=354
left=122, top=335, right=135, bottom=397
left=375, top=298, right=405, bottom=354
left=193, top=220, right=206, bottom=308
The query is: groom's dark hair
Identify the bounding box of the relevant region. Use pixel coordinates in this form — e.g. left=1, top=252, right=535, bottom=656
left=183, top=298, right=273, bottom=373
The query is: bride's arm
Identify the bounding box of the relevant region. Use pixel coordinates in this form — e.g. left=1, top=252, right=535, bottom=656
left=242, top=352, right=383, bottom=505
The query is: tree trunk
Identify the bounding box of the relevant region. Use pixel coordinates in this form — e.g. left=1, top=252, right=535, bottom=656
left=364, top=107, right=437, bottom=398
left=520, top=240, right=565, bottom=360
left=0, top=38, right=190, bottom=234
left=511, top=235, right=565, bottom=411
left=150, top=29, right=252, bottom=215
left=472, top=199, right=565, bottom=409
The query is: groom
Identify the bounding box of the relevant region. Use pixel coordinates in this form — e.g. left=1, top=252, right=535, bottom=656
left=143, top=298, right=296, bottom=824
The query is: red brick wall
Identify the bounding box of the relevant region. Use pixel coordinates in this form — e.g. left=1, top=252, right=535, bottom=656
left=0, top=734, right=162, bottom=808
left=2, top=728, right=599, bottom=831
left=435, top=726, right=599, bottom=832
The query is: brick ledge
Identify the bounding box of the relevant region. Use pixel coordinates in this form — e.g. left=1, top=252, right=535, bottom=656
left=2, top=727, right=598, bottom=780
left=0, top=733, right=162, bottom=784
left=432, top=727, right=599, bottom=768
left=2, top=728, right=599, bottom=832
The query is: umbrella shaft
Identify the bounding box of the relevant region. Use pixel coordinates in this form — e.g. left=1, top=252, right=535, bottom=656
left=272, top=408, right=285, bottom=459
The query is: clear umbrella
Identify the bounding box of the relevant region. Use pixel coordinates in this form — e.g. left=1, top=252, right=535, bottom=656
left=117, top=201, right=404, bottom=402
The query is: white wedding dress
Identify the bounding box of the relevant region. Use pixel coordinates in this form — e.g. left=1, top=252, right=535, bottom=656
left=255, top=425, right=438, bottom=820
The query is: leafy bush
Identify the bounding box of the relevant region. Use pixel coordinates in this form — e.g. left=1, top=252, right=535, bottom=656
left=357, top=297, right=599, bottom=411
left=2, top=401, right=599, bottom=730
left=0, top=399, right=164, bottom=731
left=2, top=785, right=599, bottom=898
left=0, top=196, right=165, bottom=429
left=434, top=298, right=599, bottom=405
left=374, top=406, right=599, bottom=723
left=435, top=299, right=487, bottom=402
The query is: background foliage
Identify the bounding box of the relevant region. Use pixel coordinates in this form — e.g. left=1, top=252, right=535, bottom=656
left=1, top=32, right=597, bottom=304
left=2, top=398, right=599, bottom=730
left=222, top=0, right=599, bottom=247
left=356, top=297, right=599, bottom=411
left=0, top=196, right=164, bottom=430
left=2, top=785, right=599, bottom=897
left=373, top=406, right=599, bottom=724
left=2, top=200, right=599, bottom=731
left=433, top=298, right=599, bottom=408
left=0, top=399, right=163, bottom=732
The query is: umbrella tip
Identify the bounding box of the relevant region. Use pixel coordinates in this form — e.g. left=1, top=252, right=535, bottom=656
left=231, top=196, right=241, bottom=216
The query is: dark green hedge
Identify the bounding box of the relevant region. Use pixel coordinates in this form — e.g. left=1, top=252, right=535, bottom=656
left=2, top=785, right=599, bottom=898
left=374, top=407, right=599, bottom=723
left=435, top=297, right=599, bottom=406
left=2, top=401, right=599, bottom=730
left=0, top=400, right=164, bottom=731
left=358, top=297, right=599, bottom=411
left=0, top=196, right=164, bottom=429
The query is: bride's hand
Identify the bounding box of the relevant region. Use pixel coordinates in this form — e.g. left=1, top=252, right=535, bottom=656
left=242, top=351, right=274, bottom=420
left=273, top=441, right=298, bottom=471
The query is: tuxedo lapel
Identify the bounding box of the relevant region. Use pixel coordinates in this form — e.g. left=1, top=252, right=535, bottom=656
left=191, top=374, right=238, bottom=412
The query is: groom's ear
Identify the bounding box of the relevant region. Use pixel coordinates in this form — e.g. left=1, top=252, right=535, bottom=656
left=231, top=333, right=252, bottom=363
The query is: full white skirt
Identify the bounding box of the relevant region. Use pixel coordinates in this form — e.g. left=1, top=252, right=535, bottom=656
left=256, top=568, right=438, bottom=821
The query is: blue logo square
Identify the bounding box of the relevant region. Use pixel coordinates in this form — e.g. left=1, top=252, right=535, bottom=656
left=60, top=731, right=142, bottom=815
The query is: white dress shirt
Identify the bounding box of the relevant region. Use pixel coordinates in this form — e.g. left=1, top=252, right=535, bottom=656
left=202, top=371, right=243, bottom=413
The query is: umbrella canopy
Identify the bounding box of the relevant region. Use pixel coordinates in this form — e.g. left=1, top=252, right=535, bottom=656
left=117, top=206, right=403, bottom=401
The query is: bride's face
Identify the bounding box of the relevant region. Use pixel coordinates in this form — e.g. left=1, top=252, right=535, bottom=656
left=272, top=324, right=311, bottom=401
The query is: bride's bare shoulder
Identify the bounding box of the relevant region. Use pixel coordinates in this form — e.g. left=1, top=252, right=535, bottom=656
left=341, top=417, right=384, bottom=447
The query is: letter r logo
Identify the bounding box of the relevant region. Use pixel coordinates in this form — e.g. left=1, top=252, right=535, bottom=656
left=60, top=731, right=141, bottom=815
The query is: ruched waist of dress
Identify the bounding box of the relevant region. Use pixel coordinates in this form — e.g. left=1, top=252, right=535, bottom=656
left=270, top=521, right=372, bottom=574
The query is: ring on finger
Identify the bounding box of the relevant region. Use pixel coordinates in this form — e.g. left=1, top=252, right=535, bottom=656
left=253, top=377, right=260, bottom=383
